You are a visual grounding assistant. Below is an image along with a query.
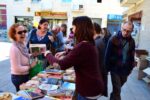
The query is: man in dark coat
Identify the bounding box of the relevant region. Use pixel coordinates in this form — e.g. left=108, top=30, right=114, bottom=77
left=105, top=21, right=135, bottom=100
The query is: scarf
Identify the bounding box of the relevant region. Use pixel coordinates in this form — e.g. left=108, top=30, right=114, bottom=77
left=13, top=41, right=29, bottom=59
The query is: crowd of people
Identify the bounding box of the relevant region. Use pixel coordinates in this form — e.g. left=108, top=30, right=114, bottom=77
left=8, top=16, right=135, bottom=100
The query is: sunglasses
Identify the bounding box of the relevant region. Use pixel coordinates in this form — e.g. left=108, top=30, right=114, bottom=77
left=17, top=30, right=27, bottom=35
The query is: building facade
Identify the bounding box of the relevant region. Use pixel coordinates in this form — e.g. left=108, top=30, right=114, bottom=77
left=0, top=0, right=124, bottom=39
left=121, top=0, right=150, bottom=52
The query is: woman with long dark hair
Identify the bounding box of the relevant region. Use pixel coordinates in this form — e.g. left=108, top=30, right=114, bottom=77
left=45, top=16, right=104, bottom=100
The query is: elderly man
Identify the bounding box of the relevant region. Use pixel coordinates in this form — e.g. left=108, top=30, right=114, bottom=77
left=105, top=21, right=135, bottom=100
left=51, top=25, right=65, bottom=53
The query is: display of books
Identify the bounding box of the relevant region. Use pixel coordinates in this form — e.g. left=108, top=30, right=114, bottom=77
left=19, top=80, right=39, bottom=90
left=39, top=84, right=59, bottom=91
left=14, top=96, right=30, bottom=100
left=40, top=78, right=62, bottom=85
left=47, top=89, right=74, bottom=97
left=37, top=73, right=63, bottom=79
left=61, top=82, right=75, bottom=91
left=63, top=75, right=75, bottom=83
left=17, top=90, right=44, bottom=100
left=29, top=44, right=46, bottom=54
left=45, top=69, right=64, bottom=75
left=47, top=74, right=63, bottom=80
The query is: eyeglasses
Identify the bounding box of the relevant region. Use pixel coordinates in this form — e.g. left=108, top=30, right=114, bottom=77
left=122, top=28, right=133, bottom=33
left=17, top=30, right=27, bottom=35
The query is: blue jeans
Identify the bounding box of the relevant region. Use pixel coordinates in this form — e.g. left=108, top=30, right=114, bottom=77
left=11, top=74, right=29, bottom=91
left=78, top=94, right=97, bottom=100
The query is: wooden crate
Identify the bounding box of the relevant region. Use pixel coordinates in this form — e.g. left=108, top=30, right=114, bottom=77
left=138, top=70, right=146, bottom=80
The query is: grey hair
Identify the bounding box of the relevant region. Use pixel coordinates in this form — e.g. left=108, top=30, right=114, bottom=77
left=52, top=25, right=60, bottom=30
left=121, top=21, right=134, bottom=29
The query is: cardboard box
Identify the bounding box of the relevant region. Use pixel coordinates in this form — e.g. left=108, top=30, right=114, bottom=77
left=135, top=49, right=148, bottom=57
left=137, top=59, right=149, bottom=70
left=138, top=70, right=146, bottom=80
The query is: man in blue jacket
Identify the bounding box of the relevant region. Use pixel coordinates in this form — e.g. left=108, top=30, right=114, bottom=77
left=105, top=21, right=135, bottom=100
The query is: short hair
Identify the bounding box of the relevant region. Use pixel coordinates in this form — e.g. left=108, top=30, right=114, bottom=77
left=93, top=22, right=102, bottom=34
left=102, top=27, right=111, bottom=36
left=38, top=18, right=49, bottom=29
left=72, top=16, right=95, bottom=44
left=60, top=23, right=67, bottom=36
left=8, top=23, right=20, bottom=41
left=61, top=23, right=67, bottom=29
left=122, top=21, right=134, bottom=29
left=52, top=25, right=60, bottom=30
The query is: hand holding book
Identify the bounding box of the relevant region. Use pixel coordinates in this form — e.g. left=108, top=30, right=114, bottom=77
left=29, top=44, right=46, bottom=56
left=30, top=58, right=38, bottom=68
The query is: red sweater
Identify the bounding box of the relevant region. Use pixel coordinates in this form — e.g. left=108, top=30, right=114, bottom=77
left=46, top=42, right=104, bottom=96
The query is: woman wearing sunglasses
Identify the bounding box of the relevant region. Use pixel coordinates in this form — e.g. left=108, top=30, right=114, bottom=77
left=8, top=23, right=37, bottom=91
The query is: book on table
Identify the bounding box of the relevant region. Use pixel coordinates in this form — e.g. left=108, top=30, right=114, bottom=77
left=29, top=44, right=46, bottom=54
left=17, top=90, right=44, bottom=100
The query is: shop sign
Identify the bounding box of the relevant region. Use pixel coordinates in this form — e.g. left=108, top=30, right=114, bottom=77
left=35, top=11, right=67, bottom=18
left=108, top=14, right=122, bottom=21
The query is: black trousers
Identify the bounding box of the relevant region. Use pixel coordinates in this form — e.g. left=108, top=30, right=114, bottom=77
left=110, top=72, right=128, bottom=100
left=11, top=74, right=29, bottom=91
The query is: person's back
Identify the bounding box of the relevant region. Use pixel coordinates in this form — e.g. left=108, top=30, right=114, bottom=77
left=56, top=31, right=65, bottom=52
left=71, top=41, right=104, bottom=97
left=102, top=27, right=111, bottom=46
left=45, top=16, right=104, bottom=100
left=93, top=22, right=108, bottom=97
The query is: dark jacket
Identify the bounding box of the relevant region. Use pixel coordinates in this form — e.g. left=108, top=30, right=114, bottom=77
left=95, top=36, right=106, bottom=73
left=105, top=31, right=135, bottom=75
left=95, top=36, right=108, bottom=97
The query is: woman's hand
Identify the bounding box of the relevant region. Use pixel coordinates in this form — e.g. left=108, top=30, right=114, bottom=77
left=44, top=50, right=51, bottom=57
left=53, top=63, right=60, bottom=69
left=48, top=35, right=54, bottom=42
left=30, top=61, right=37, bottom=68
left=55, top=51, right=66, bottom=59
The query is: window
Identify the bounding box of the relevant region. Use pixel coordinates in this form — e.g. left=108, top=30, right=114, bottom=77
left=79, top=5, right=83, bottom=10
left=61, top=0, right=72, bottom=3
left=31, top=0, right=41, bottom=3
left=14, top=0, right=23, bottom=1
left=62, top=0, right=72, bottom=3
left=97, top=0, right=102, bottom=3
left=0, top=5, right=7, bottom=30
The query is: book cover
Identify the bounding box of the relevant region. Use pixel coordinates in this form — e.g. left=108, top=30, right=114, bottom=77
left=61, top=82, right=75, bottom=91
left=47, top=89, right=74, bottom=97
left=39, top=84, right=59, bottom=91
left=29, top=44, right=46, bottom=54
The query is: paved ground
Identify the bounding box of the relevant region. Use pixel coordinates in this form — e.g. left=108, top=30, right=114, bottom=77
left=0, top=42, right=150, bottom=100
